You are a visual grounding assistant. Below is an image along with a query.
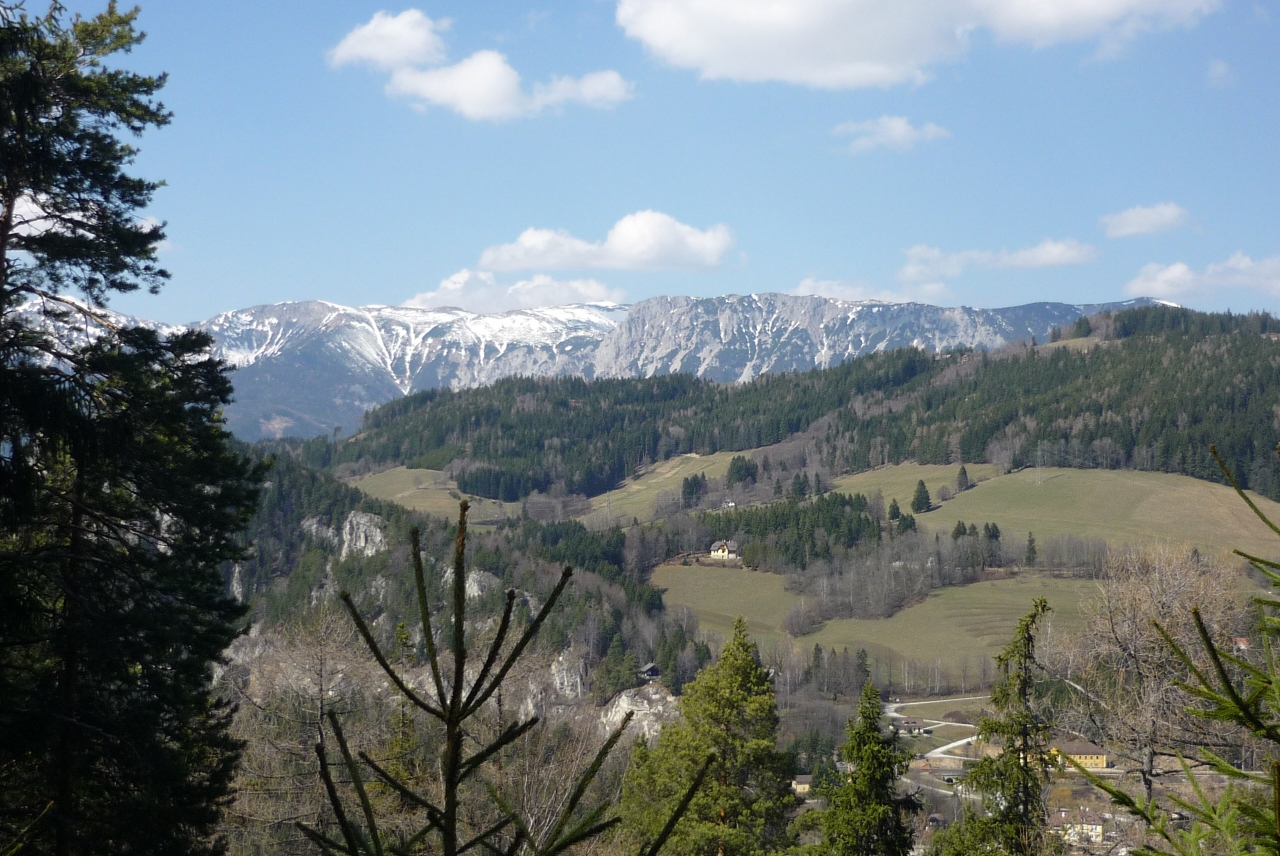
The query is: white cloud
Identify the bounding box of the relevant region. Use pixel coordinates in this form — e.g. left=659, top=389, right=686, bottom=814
left=615, top=0, right=1221, bottom=89
left=331, top=9, right=632, bottom=121
left=791, top=277, right=950, bottom=303
left=898, top=238, right=1097, bottom=283
left=328, top=10, right=449, bottom=70
left=404, top=269, right=626, bottom=313
left=1206, top=58, right=1234, bottom=87
left=389, top=53, right=631, bottom=120
left=833, top=116, right=949, bottom=154
left=478, top=211, right=734, bottom=271
left=1100, top=202, right=1189, bottom=237
left=1125, top=253, right=1280, bottom=299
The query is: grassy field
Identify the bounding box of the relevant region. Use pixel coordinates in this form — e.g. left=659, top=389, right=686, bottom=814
left=832, top=463, right=1002, bottom=514
left=581, top=452, right=742, bottom=525
left=350, top=467, right=522, bottom=524
left=835, top=464, right=1280, bottom=560
left=652, top=563, right=1094, bottom=676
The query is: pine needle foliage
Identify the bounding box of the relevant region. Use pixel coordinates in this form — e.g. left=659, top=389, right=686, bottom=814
left=299, top=502, right=711, bottom=856
left=817, top=681, right=921, bottom=856
left=1076, top=445, right=1280, bottom=855
left=928, top=599, right=1058, bottom=856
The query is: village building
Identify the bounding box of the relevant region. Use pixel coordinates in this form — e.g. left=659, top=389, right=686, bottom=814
left=1048, top=809, right=1104, bottom=845
left=1051, top=739, right=1110, bottom=770
left=896, top=717, right=928, bottom=735
left=710, top=539, right=740, bottom=559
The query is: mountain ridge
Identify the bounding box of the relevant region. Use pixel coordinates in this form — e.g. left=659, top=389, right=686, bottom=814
left=20, top=293, right=1166, bottom=440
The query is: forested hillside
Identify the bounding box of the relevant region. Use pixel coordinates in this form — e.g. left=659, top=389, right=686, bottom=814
left=298, top=306, right=1280, bottom=502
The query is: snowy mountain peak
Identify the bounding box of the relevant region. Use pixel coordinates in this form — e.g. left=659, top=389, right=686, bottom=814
left=18, top=293, right=1165, bottom=440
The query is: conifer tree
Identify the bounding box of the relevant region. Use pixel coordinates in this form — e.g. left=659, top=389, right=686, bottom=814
left=910, top=481, right=931, bottom=514
left=929, top=600, right=1057, bottom=856
left=300, top=504, right=710, bottom=856
left=621, top=617, right=795, bottom=856
left=0, top=6, right=263, bottom=854
left=818, top=681, right=920, bottom=856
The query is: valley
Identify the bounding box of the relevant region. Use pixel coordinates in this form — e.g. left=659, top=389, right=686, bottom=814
left=652, top=564, right=1094, bottom=680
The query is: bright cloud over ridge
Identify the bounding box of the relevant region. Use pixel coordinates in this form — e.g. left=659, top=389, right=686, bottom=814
left=1101, top=202, right=1189, bottom=237
left=1126, top=253, right=1280, bottom=299
left=405, top=269, right=626, bottom=313
left=479, top=211, right=735, bottom=271
left=616, top=0, right=1222, bottom=88
left=834, top=116, right=948, bottom=154
left=898, top=239, right=1098, bottom=283
left=791, top=277, right=950, bottom=304
left=331, top=9, right=632, bottom=120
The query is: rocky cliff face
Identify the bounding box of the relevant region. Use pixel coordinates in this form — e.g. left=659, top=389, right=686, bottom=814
left=599, top=683, right=680, bottom=742
left=340, top=511, right=387, bottom=560
left=20, top=294, right=1164, bottom=441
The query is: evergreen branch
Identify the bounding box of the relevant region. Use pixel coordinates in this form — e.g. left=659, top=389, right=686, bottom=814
left=410, top=526, right=448, bottom=715
left=485, top=785, right=535, bottom=854
left=637, top=752, right=716, bottom=856
left=339, top=590, right=444, bottom=719
left=459, top=717, right=541, bottom=783
left=0, top=801, right=52, bottom=856
left=540, top=817, right=622, bottom=856
left=462, top=588, right=517, bottom=714
left=357, top=752, right=446, bottom=828
left=1191, top=607, right=1280, bottom=741
left=464, top=566, right=574, bottom=717
left=311, top=738, right=365, bottom=856
left=1233, top=548, right=1280, bottom=573
left=457, top=817, right=515, bottom=855
left=328, top=711, right=385, bottom=856
left=539, top=711, right=634, bottom=851
left=294, top=821, right=358, bottom=856
left=387, top=820, right=438, bottom=856
left=1211, top=444, right=1280, bottom=539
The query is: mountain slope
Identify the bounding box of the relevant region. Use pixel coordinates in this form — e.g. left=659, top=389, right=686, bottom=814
left=18, top=293, right=1164, bottom=440
left=314, top=305, right=1280, bottom=506
left=199, top=301, right=627, bottom=438
left=592, top=294, right=1152, bottom=382
left=207, top=294, right=1157, bottom=439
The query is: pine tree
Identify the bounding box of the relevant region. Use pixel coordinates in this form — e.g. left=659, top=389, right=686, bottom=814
left=887, top=498, right=900, bottom=521
left=0, top=7, right=264, bottom=854
left=929, top=599, right=1057, bottom=856
left=301, top=504, right=710, bottom=856
left=818, top=681, right=920, bottom=856
left=1024, top=532, right=1037, bottom=567
left=955, top=466, right=970, bottom=492
left=621, top=617, right=795, bottom=856
left=910, top=480, right=931, bottom=514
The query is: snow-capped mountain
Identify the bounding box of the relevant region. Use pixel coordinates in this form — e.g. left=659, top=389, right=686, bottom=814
left=17, top=293, right=1162, bottom=440
left=593, top=294, right=1145, bottom=382
left=196, top=301, right=628, bottom=439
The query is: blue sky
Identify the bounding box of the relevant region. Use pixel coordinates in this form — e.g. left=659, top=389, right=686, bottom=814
left=70, top=0, right=1279, bottom=324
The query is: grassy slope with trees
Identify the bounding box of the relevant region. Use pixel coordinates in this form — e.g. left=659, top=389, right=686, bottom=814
left=309, top=306, right=1280, bottom=508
